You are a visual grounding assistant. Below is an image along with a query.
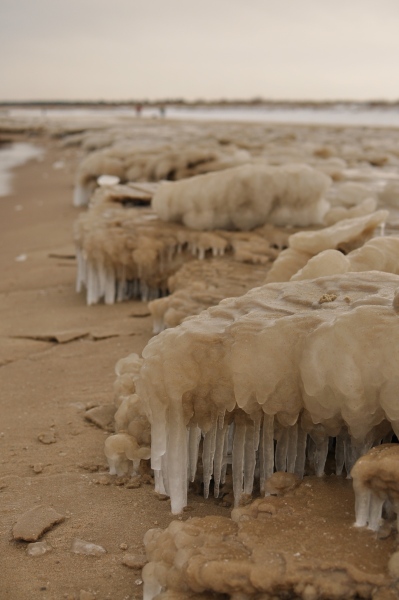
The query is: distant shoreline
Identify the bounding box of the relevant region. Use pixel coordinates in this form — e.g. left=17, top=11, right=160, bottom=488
left=1, top=99, right=399, bottom=110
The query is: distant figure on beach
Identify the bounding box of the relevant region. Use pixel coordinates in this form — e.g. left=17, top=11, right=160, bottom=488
left=159, top=105, right=166, bottom=118
left=135, top=103, right=142, bottom=117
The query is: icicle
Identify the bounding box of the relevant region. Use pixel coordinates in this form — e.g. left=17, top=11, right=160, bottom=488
left=243, top=419, right=257, bottom=496
left=198, top=248, right=205, bottom=260
left=294, top=424, right=307, bottom=479
left=131, top=459, right=141, bottom=476
left=75, top=249, right=85, bottom=293
left=313, top=436, right=329, bottom=477
left=220, top=426, right=230, bottom=485
left=353, top=486, right=371, bottom=528
left=142, top=563, right=162, bottom=600
left=286, top=423, right=298, bottom=474
left=260, top=414, right=274, bottom=493
left=153, top=470, right=165, bottom=495
left=382, top=432, right=394, bottom=444
left=160, top=452, right=169, bottom=497
left=368, top=495, right=385, bottom=531
left=166, top=402, right=188, bottom=514
left=188, top=425, right=201, bottom=482
left=232, top=419, right=246, bottom=506
left=335, top=433, right=346, bottom=476
left=87, top=262, right=100, bottom=305
left=213, top=422, right=228, bottom=498
left=202, top=424, right=217, bottom=498
left=275, top=427, right=289, bottom=472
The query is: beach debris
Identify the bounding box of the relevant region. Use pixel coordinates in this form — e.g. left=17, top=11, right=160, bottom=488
left=13, top=506, right=65, bottom=541
left=84, top=404, right=116, bottom=431
left=26, top=540, right=52, bottom=556
left=37, top=430, right=56, bottom=444
left=31, top=463, right=43, bottom=474
left=264, top=472, right=300, bottom=496
left=142, top=510, right=394, bottom=600
left=121, top=554, right=147, bottom=569
left=71, top=538, right=106, bottom=556
left=15, top=254, right=27, bottom=262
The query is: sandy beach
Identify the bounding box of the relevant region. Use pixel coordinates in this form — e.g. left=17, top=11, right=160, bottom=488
left=1, top=124, right=398, bottom=600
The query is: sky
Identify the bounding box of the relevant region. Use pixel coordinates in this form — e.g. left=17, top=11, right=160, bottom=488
left=0, top=0, right=398, bottom=102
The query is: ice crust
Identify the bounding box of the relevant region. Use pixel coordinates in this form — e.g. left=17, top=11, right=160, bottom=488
left=266, top=210, right=388, bottom=283
left=133, top=272, right=399, bottom=513
left=152, top=163, right=331, bottom=230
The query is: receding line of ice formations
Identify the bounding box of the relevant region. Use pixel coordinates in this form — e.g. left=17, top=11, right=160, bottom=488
left=0, top=142, right=44, bottom=197
left=132, top=272, right=399, bottom=514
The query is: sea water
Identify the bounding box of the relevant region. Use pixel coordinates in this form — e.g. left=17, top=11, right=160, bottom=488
left=0, top=142, right=44, bottom=197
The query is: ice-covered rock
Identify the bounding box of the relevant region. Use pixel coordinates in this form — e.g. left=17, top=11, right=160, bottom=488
left=134, top=271, right=399, bottom=513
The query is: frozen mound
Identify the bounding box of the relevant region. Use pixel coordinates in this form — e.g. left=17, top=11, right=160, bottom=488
left=74, top=185, right=292, bottom=305
left=152, top=163, right=331, bottom=231
left=135, top=271, right=399, bottom=513
left=143, top=490, right=398, bottom=600
left=149, top=258, right=273, bottom=333
left=73, top=142, right=248, bottom=207
left=379, top=181, right=399, bottom=208
left=292, top=236, right=399, bottom=281
left=324, top=197, right=377, bottom=226
left=266, top=210, right=388, bottom=283
left=104, top=353, right=152, bottom=476
left=327, top=181, right=376, bottom=208
left=351, top=444, right=399, bottom=532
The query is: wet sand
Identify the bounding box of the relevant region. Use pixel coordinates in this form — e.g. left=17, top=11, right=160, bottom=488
left=0, top=132, right=396, bottom=600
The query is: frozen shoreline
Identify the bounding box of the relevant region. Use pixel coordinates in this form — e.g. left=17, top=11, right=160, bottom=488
left=5, top=104, right=399, bottom=128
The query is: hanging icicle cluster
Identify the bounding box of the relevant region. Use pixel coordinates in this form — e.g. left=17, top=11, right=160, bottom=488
left=132, top=272, right=399, bottom=513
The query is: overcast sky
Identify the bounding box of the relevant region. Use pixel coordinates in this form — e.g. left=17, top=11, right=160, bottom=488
left=0, top=0, right=398, bottom=102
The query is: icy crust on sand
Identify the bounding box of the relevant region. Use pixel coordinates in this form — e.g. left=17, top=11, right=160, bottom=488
left=352, top=444, right=399, bottom=532
left=266, top=210, right=388, bottom=283
left=135, top=272, right=399, bottom=514
left=142, top=502, right=397, bottom=600
left=152, top=163, right=331, bottom=231
left=74, top=185, right=295, bottom=305
left=149, top=259, right=270, bottom=333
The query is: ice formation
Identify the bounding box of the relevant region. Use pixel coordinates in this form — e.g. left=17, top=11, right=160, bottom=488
left=291, top=235, right=399, bottom=281
left=148, top=258, right=268, bottom=333
left=74, top=184, right=292, bottom=305
left=152, top=163, right=332, bottom=230
left=351, top=444, right=399, bottom=531
left=133, top=272, right=399, bottom=513
left=73, top=142, right=248, bottom=207
left=266, top=210, right=388, bottom=283
left=104, top=432, right=151, bottom=476
left=104, top=353, right=151, bottom=476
